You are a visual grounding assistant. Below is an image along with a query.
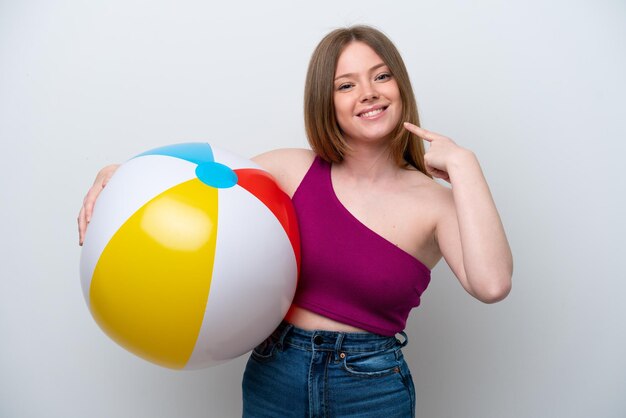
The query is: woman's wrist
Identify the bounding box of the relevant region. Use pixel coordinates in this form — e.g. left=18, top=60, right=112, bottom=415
left=446, top=148, right=478, bottom=179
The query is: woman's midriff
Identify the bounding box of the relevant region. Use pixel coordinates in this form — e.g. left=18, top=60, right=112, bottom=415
left=284, top=304, right=369, bottom=333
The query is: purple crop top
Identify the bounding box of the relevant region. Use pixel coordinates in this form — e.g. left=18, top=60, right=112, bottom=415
left=291, top=156, right=431, bottom=336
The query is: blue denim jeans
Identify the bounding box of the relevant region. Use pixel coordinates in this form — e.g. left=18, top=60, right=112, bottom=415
left=242, top=322, right=415, bottom=417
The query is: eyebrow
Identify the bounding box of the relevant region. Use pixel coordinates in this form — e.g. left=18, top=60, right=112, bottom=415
left=334, top=63, right=388, bottom=81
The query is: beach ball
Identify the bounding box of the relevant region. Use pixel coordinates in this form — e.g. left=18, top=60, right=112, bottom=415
left=80, top=143, right=300, bottom=370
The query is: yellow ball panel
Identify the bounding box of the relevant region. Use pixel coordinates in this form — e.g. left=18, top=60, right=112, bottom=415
left=89, top=179, right=218, bottom=369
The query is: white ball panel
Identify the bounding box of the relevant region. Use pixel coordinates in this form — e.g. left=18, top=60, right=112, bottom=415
left=185, top=186, right=297, bottom=368
left=211, top=146, right=262, bottom=171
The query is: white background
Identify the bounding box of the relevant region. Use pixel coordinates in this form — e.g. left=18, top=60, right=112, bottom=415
left=1, top=0, right=625, bottom=417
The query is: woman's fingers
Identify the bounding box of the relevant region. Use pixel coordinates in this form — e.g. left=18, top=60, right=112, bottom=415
left=403, top=122, right=431, bottom=141
left=427, top=167, right=450, bottom=182
left=78, top=207, right=86, bottom=246
left=403, top=122, right=449, bottom=143
left=84, top=186, right=101, bottom=222
left=404, top=122, right=456, bottom=183
left=78, top=186, right=99, bottom=245
left=402, top=122, right=424, bottom=134
left=77, top=164, right=120, bottom=246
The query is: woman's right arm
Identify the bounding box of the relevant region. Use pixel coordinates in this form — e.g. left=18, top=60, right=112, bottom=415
left=77, top=164, right=120, bottom=245
left=77, top=148, right=314, bottom=245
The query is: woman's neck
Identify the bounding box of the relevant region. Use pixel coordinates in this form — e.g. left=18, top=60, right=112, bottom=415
left=337, top=142, right=398, bottom=183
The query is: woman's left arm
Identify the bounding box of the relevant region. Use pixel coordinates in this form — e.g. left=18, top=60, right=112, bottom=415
left=404, top=122, right=513, bottom=303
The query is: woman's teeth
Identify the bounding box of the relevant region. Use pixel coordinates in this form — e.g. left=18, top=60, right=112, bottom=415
left=359, top=108, right=384, bottom=118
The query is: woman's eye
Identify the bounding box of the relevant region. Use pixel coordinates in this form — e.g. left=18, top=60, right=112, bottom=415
left=376, top=73, right=391, bottom=81
left=337, top=83, right=353, bottom=91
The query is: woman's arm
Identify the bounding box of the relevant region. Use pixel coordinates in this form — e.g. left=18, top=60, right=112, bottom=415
left=77, top=148, right=315, bottom=245
left=404, top=122, right=513, bottom=303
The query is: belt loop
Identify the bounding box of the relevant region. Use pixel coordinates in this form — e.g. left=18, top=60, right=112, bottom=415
left=277, top=322, right=293, bottom=350
left=397, top=331, right=408, bottom=347
left=334, top=333, right=345, bottom=360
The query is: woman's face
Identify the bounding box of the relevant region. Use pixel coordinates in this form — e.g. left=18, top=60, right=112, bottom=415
left=333, top=41, right=402, bottom=146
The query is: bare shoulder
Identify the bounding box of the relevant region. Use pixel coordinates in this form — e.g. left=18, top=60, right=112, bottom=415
left=371, top=169, right=455, bottom=268
left=252, top=148, right=316, bottom=197
left=402, top=169, right=456, bottom=219
left=403, top=168, right=451, bottom=197
left=404, top=171, right=458, bottom=249
left=252, top=148, right=316, bottom=169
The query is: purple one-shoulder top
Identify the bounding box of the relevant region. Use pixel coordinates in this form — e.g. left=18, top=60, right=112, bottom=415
left=291, top=156, right=431, bottom=336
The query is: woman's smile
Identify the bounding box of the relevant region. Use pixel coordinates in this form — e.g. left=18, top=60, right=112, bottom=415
left=357, top=105, right=389, bottom=119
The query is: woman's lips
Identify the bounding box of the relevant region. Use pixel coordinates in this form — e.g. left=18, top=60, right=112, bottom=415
left=357, top=106, right=388, bottom=119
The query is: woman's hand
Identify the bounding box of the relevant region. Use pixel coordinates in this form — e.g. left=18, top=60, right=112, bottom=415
left=403, top=122, right=471, bottom=182
left=77, top=164, right=120, bottom=245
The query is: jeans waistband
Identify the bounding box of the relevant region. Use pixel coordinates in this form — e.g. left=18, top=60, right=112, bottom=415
left=275, top=321, right=408, bottom=353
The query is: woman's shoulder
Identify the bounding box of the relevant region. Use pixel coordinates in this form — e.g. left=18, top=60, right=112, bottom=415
left=401, top=168, right=455, bottom=208
left=252, top=148, right=316, bottom=167
left=252, top=148, right=317, bottom=197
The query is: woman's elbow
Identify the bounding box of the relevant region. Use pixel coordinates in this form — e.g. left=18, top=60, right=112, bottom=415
left=471, top=272, right=512, bottom=304
left=479, top=282, right=511, bottom=303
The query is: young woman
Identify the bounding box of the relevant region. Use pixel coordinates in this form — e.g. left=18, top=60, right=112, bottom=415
left=78, top=26, right=512, bottom=417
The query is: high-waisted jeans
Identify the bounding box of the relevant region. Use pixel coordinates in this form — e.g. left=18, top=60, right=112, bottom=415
left=242, top=322, right=415, bottom=417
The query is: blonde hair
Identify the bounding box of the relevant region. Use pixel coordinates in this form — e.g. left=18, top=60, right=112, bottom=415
left=304, top=25, right=430, bottom=176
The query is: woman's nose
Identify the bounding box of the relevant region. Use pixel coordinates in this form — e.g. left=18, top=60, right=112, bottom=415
left=360, top=84, right=379, bottom=102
